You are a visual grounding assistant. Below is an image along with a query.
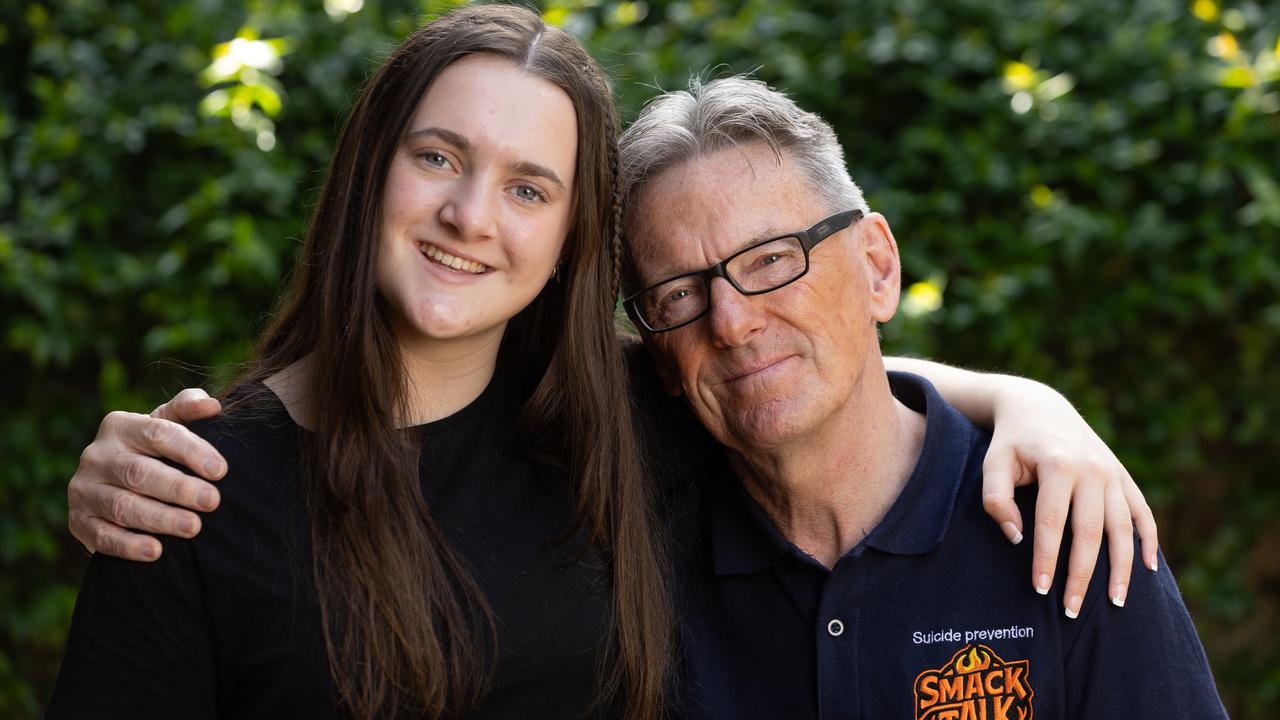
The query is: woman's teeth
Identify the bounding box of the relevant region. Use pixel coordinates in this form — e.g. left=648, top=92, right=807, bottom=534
left=420, top=243, right=488, bottom=274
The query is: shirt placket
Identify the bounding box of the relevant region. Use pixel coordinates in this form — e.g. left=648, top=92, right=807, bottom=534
left=816, top=556, right=866, bottom=720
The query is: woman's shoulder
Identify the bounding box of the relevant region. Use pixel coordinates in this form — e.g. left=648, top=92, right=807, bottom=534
left=180, top=383, right=300, bottom=496
left=188, top=383, right=295, bottom=449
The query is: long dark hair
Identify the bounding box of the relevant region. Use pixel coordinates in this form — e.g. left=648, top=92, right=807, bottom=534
left=223, top=5, right=672, bottom=718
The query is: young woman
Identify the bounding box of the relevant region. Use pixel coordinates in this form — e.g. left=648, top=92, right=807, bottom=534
left=52, top=4, right=1154, bottom=719
left=51, top=6, right=666, bottom=718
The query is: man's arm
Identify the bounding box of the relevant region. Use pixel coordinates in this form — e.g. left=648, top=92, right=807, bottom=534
left=885, top=356, right=1158, bottom=617
left=68, top=389, right=226, bottom=561
left=1064, top=544, right=1228, bottom=718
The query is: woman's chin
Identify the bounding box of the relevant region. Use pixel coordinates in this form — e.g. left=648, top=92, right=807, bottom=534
left=396, top=306, right=509, bottom=347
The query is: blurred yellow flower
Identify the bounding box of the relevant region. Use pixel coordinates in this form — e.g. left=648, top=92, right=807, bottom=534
left=1003, top=61, right=1036, bottom=92
left=1031, top=184, right=1055, bottom=208
left=543, top=7, right=570, bottom=27
left=1192, top=0, right=1218, bottom=22
left=1208, top=31, right=1239, bottom=59
left=1219, top=66, right=1255, bottom=88
left=612, top=1, right=648, bottom=26
left=902, top=280, right=944, bottom=317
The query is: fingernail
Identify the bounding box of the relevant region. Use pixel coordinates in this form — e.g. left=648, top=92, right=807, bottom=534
left=1149, top=555, right=1158, bottom=572
left=179, top=516, right=199, bottom=536
left=198, top=488, right=218, bottom=510
left=1035, top=573, right=1050, bottom=595
left=1065, top=595, right=1081, bottom=619
left=1111, top=584, right=1126, bottom=608
left=143, top=543, right=161, bottom=561
left=1001, top=522, right=1023, bottom=545
left=203, top=458, right=224, bottom=477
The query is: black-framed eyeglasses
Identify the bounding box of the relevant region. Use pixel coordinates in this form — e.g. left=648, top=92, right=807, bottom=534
left=623, top=209, right=864, bottom=333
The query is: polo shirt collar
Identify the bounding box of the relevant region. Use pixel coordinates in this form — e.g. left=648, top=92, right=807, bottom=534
left=711, top=372, right=981, bottom=575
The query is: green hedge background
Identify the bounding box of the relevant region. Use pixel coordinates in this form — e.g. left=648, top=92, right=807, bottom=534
left=3, top=0, right=1277, bottom=716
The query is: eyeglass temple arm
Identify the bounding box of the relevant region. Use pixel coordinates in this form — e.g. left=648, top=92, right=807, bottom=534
left=802, top=209, right=863, bottom=250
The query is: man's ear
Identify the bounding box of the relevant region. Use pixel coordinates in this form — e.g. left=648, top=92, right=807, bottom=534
left=860, top=212, right=901, bottom=323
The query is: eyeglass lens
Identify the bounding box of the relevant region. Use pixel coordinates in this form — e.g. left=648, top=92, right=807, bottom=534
left=638, top=235, right=806, bottom=330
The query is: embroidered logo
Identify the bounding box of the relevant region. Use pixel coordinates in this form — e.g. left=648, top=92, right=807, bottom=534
left=913, top=643, right=1033, bottom=720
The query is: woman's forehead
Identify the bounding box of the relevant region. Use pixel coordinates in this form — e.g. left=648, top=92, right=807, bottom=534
left=407, top=54, right=578, bottom=184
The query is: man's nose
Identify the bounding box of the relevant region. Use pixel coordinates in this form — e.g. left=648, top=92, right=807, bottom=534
left=706, top=276, right=766, bottom=348
left=438, top=177, right=498, bottom=242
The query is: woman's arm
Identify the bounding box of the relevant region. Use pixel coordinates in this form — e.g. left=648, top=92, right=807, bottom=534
left=46, top=537, right=218, bottom=718
left=885, top=356, right=1158, bottom=617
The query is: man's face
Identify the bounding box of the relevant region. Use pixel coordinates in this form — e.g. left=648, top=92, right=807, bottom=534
left=628, top=143, right=901, bottom=453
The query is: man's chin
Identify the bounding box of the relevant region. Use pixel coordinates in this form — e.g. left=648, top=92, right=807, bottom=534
left=718, top=398, right=816, bottom=453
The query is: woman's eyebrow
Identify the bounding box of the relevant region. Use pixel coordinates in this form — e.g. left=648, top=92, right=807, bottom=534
left=510, top=161, right=565, bottom=191
left=404, top=126, right=469, bottom=150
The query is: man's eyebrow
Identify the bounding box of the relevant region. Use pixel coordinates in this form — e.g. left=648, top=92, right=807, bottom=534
left=734, top=226, right=781, bottom=253
left=403, top=127, right=566, bottom=191
left=644, top=225, right=784, bottom=283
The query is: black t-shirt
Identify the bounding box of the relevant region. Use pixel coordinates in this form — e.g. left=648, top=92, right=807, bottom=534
left=47, top=376, right=614, bottom=719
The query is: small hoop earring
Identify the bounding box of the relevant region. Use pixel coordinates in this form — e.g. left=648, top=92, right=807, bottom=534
left=551, top=264, right=561, bottom=282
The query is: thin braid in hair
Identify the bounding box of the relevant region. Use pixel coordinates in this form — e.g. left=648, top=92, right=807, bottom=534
left=608, top=138, right=625, bottom=301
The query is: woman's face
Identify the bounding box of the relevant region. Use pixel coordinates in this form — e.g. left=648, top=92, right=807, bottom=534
left=376, top=53, right=578, bottom=354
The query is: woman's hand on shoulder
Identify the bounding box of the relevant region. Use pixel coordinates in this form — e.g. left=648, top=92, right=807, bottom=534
left=68, top=389, right=228, bottom=561
left=980, top=377, right=1158, bottom=618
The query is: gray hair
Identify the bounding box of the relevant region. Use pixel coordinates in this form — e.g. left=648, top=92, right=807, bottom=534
left=616, top=75, right=870, bottom=247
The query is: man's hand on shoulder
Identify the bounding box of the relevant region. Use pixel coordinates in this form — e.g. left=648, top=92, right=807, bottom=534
left=68, top=388, right=227, bottom=561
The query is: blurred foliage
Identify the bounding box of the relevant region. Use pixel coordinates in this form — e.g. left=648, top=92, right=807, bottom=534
left=2, top=0, right=1277, bottom=717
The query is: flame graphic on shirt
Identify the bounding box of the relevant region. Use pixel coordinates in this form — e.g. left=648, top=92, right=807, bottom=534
left=914, top=643, right=1033, bottom=720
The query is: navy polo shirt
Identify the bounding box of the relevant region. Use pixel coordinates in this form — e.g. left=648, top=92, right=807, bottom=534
left=674, top=372, right=1226, bottom=720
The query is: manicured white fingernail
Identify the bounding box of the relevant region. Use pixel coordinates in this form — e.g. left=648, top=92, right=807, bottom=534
left=1111, top=584, right=1126, bottom=608
left=1001, top=522, right=1023, bottom=545
left=1149, top=555, right=1158, bottom=572
left=1035, top=573, right=1050, bottom=595
left=1065, top=595, right=1081, bottom=619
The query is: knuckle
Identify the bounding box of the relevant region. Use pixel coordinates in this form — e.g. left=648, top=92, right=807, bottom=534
left=77, top=442, right=105, bottom=473
left=68, top=509, right=88, bottom=540
left=1032, top=548, right=1058, bottom=566
left=1040, top=451, right=1073, bottom=476
left=67, top=474, right=86, bottom=504
left=166, top=474, right=189, bottom=505
left=1075, top=521, right=1105, bottom=545
left=109, top=492, right=136, bottom=525
left=981, top=492, right=1008, bottom=513
left=101, top=410, right=129, bottom=432
left=152, top=507, right=178, bottom=535
left=121, top=457, right=150, bottom=490
left=141, top=419, right=173, bottom=445
left=1109, top=514, right=1135, bottom=536
left=1085, top=456, right=1112, bottom=479
left=92, top=525, right=115, bottom=556
left=1036, top=509, right=1066, bottom=532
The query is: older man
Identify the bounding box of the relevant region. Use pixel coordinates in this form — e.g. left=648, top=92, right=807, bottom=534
left=617, top=77, right=1225, bottom=718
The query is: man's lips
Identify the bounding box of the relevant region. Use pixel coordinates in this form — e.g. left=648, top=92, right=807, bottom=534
left=721, top=354, right=797, bottom=384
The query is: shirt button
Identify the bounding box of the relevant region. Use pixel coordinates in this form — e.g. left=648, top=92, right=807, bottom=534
left=827, top=619, right=844, bottom=637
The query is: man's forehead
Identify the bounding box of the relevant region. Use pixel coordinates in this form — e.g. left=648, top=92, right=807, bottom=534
left=626, top=144, right=815, bottom=277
